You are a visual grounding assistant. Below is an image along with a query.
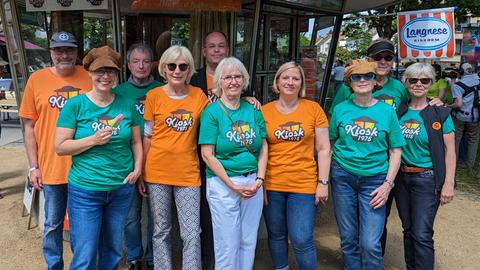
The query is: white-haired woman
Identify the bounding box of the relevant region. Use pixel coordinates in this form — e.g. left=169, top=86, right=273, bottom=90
left=396, top=63, right=455, bottom=270
left=141, top=45, right=209, bottom=269
left=262, top=62, right=330, bottom=270
left=199, top=57, right=268, bottom=269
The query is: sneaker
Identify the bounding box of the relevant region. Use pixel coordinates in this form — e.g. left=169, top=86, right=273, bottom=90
left=128, top=261, right=142, bottom=270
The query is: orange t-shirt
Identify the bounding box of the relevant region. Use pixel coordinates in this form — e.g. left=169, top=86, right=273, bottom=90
left=262, top=99, right=329, bottom=194
left=143, top=85, right=209, bottom=186
left=19, top=66, right=92, bottom=184
left=206, top=73, right=218, bottom=103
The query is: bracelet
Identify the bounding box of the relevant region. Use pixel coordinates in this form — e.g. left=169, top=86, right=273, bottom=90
left=384, top=179, right=395, bottom=189
left=28, top=166, right=39, bottom=173
left=255, top=177, right=264, bottom=183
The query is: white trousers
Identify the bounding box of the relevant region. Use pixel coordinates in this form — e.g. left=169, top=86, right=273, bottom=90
left=206, top=173, right=264, bottom=270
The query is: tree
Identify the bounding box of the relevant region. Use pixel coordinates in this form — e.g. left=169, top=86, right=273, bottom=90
left=337, top=15, right=372, bottom=61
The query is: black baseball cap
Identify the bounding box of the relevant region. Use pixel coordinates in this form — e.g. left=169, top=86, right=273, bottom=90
left=367, top=40, right=395, bottom=56
left=50, top=31, right=78, bottom=48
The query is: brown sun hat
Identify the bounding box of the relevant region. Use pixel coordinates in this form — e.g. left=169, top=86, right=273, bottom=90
left=83, top=46, right=122, bottom=71
left=344, top=59, right=381, bottom=90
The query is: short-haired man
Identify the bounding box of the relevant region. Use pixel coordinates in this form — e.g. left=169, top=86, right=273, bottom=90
left=19, top=31, right=92, bottom=270
left=113, top=42, right=162, bottom=270
left=451, top=62, right=480, bottom=174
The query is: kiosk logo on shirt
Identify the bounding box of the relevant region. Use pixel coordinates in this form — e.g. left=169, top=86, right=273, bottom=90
left=48, top=86, right=81, bottom=110
left=91, top=114, right=123, bottom=136
left=274, top=121, right=305, bottom=141
left=401, top=119, right=421, bottom=140
left=375, top=94, right=396, bottom=110
left=135, top=95, right=146, bottom=115
left=345, top=116, right=379, bottom=142
left=207, top=89, right=219, bottom=103
left=226, top=120, right=256, bottom=145
left=165, top=109, right=193, bottom=132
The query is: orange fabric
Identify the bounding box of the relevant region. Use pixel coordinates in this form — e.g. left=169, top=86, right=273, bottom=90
left=262, top=99, right=328, bottom=194
left=143, top=85, right=209, bottom=186
left=19, top=66, right=92, bottom=184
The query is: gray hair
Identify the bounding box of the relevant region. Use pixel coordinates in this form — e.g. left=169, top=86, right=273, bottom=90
left=158, top=45, right=195, bottom=83
left=402, top=63, right=436, bottom=84
left=126, top=42, right=154, bottom=62
left=213, top=57, right=250, bottom=93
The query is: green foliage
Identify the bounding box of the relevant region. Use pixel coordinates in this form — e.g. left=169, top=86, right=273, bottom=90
left=83, top=18, right=107, bottom=51
left=337, top=16, right=372, bottom=61
left=171, top=21, right=190, bottom=46
left=299, top=33, right=311, bottom=47
left=21, top=24, right=48, bottom=48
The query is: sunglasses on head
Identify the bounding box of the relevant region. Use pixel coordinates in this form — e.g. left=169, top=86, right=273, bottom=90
left=372, top=54, right=394, bottom=62
left=167, top=63, right=188, bottom=72
left=407, top=78, right=432, bottom=85
left=349, top=72, right=376, bottom=82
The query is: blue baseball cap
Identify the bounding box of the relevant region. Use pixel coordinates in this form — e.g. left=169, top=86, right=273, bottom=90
left=50, top=31, right=78, bottom=48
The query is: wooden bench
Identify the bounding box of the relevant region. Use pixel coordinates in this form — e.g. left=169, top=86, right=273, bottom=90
left=0, top=95, right=18, bottom=121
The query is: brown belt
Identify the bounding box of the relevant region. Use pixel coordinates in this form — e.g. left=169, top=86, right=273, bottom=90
left=401, top=165, right=432, bottom=173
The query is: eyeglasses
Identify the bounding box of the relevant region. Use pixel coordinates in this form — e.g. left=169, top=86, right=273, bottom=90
left=222, top=75, right=244, bottom=83
left=349, top=72, right=376, bottom=82
left=92, top=69, right=117, bottom=76
left=407, top=78, right=432, bottom=85
left=372, top=54, right=394, bottom=62
left=166, top=63, right=188, bottom=72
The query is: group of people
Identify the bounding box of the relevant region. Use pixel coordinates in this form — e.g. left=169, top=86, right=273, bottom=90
left=21, top=30, right=457, bottom=270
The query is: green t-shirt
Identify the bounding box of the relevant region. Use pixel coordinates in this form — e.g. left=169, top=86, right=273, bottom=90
left=113, top=79, right=163, bottom=136
left=329, top=99, right=406, bottom=176
left=399, top=108, right=455, bottom=168
left=198, top=100, right=266, bottom=179
left=57, top=94, right=142, bottom=191
left=329, top=77, right=408, bottom=115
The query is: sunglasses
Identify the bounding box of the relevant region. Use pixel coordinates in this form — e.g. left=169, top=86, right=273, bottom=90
left=372, top=55, right=394, bottom=62
left=166, top=63, right=188, bottom=72
left=407, top=78, right=432, bottom=85
left=349, top=72, right=376, bottom=82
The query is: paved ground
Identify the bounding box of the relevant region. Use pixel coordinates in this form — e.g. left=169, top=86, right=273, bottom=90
left=1, top=143, right=479, bottom=269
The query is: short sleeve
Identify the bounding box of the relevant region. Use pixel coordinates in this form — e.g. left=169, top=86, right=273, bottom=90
left=254, top=108, right=267, bottom=138
left=452, top=84, right=464, bottom=99
left=387, top=108, right=406, bottom=148
left=198, top=106, right=219, bottom=145
left=57, top=98, right=78, bottom=129
left=143, top=92, right=155, bottom=121
left=18, top=77, right=39, bottom=120
left=442, top=115, right=455, bottom=134
left=328, top=108, right=339, bottom=141
left=314, top=102, right=328, bottom=128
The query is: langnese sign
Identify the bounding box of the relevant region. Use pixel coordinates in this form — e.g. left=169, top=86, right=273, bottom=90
left=397, top=7, right=455, bottom=59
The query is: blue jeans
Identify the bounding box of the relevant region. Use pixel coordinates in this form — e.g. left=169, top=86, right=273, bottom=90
left=331, top=162, right=386, bottom=270
left=43, top=184, right=68, bottom=270
left=394, top=170, right=440, bottom=270
left=68, top=184, right=134, bottom=270
left=124, top=185, right=153, bottom=265
left=263, top=191, right=317, bottom=270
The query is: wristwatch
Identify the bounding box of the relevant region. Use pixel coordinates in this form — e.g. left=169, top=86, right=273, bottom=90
left=384, top=179, right=395, bottom=189
left=318, top=179, right=329, bottom=185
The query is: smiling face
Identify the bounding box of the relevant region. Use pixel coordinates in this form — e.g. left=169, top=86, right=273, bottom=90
left=406, top=74, right=432, bottom=98
left=219, top=67, right=245, bottom=98
left=90, top=68, right=118, bottom=92
left=50, top=46, right=77, bottom=72
left=164, top=56, right=189, bottom=87
left=203, top=32, right=229, bottom=69
left=277, top=67, right=302, bottom=98
left=368, top=52, right=394, bottom=76
left=128, top=48, right=152, bottom=82
left=350, top=73, right=376, bottom=95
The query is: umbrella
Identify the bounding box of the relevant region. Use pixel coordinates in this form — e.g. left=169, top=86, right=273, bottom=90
left=0, top=34, right=45, bottom=50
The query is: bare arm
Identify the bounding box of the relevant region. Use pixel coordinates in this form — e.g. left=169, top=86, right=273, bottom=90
left=201, top=144, right=252, bottom=198
left=55, top=126, right=112, bottom=156
left=441, top=132, right=455, bottom=205
left=138, top=135, right=152, bottom=197
left=315, top=128, right=331, bottom=205
left=370, top=147, right=402, bottom=209
left=23, top=118, right=42, bottom=190
left=253, top=139, right=268, bottom=190
left=123, top=126, right=143, bottom=184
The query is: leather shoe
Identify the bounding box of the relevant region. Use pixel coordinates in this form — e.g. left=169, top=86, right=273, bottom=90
left=128, top=261, right=142, bottom=270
